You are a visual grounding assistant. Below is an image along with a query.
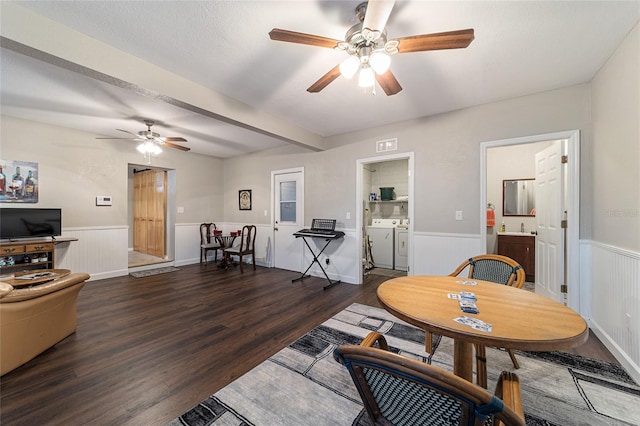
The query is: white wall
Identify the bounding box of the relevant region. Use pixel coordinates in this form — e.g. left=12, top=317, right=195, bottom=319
left=588, top=22, right=639, bottom=383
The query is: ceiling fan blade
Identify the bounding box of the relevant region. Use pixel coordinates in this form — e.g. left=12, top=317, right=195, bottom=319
left=362, top=0, right=396, bottom=40
left=307, top=65, right=342, bottom=93
left=376, top=70, right=402, bottom=96
left=116, top=128, right=138, bottom=136
left=95, top=137, right=137, bottom=140
left=396, top=29, right=474, bottom=53
left=269, top=28, right=341, bottom=48
left=162, top=142, right=190, bottom=152
left=163, top=137, right=187, bottom=142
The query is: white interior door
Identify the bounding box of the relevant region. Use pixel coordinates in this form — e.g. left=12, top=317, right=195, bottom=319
left=273, top=170, right=304, bottom=272
left=535, top=141, right=564, bottom=302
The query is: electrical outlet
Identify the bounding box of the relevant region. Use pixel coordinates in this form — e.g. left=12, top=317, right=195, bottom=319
left=346, top=212, right=351, bottom=219
left=625, top=313, right=631, bottom=331
left=455, top=210, right=463, bottom=221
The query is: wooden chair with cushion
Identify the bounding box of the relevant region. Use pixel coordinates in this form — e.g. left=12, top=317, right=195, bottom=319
left=449, top=254, right=526, bottom=388
left=334, top=331, right=525, bottom=426
left=200, top=223, right=221, bottom=264
left=223, top=225, right=256, bottom=272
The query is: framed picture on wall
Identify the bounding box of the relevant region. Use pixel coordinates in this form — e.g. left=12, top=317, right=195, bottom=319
left=1, top=160, right=39, bottom=203
left=239, top=189, right=252, bottom=210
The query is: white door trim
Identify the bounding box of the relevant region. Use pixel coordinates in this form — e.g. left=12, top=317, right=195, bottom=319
left=356, top=152, right=415, bottom=284
left=480, top=130, right=581, bottom=313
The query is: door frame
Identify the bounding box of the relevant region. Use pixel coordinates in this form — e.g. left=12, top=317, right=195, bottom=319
left=270, top=167, right=305, bottom=268
left=480, top=130, right=581, bottom=313
left=356, top=152, right=415, bottom=284
left=128, top=164, right=176, bottom=263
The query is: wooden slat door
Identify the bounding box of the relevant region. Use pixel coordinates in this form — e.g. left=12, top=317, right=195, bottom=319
left=133, top=169, right=166, bottom=258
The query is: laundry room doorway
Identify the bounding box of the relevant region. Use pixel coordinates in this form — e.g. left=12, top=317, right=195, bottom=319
left=356, top=152, right=414, bottom=283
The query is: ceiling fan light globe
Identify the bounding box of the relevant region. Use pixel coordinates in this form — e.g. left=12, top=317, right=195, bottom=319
left=137, top=141, right=162, bottom=156
left=340, top=56, right=360, bottom=79
left=358, top=66, right=375, bottom=88
left=370, top=51, right=391, bottom=74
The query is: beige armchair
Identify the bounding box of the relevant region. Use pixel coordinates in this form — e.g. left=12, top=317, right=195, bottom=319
left=1, top=272, right=90, bottom=376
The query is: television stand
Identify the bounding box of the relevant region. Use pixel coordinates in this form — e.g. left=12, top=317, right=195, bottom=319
left=0, top=237, right=78, bottom=275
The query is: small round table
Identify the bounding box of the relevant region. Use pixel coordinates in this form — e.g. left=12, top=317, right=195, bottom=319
left=377, top=275, right=588, bottom=385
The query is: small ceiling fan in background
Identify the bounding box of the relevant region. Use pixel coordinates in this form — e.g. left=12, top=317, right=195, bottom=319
left=269, top=0, right=474, bottom=95
left=97, top=119, right=190, bottom=151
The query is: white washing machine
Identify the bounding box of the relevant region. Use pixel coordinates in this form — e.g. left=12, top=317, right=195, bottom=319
left=367, top=218, right=399, bottom=269
left=394, top=224, right=409, bottom=271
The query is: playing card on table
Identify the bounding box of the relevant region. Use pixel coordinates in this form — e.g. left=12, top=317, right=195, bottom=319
left=448, top=293, right=460, bottom=299
left=459, top=291, right=477, bottom=301
left=453, top=316, right=493, bottom=332
left=471, top=322, right=493, bottom=332
left=458, top=299, right=479, bottom=314
left=456, top=280, right=478, bottom=286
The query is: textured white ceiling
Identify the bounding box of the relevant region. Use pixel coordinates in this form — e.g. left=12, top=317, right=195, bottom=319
left=1, top=1, right=639, bottom=157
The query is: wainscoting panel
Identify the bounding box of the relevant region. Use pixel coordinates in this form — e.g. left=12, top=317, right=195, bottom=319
left=174, top=223, right=272, bottom=268
left=588, top=241, right=640, bottom=384
left=57, top=227, right=128, bottom=280
left=411, top=232, right=483, bottom=276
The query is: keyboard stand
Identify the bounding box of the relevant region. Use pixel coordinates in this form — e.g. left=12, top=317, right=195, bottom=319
left=292, top=234, right=343, bottom=290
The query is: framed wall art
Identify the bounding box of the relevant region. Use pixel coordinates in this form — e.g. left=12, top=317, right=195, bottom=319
left=239, top=189, right=252, bottom=210
left=0, top=160, right=39, bottom=203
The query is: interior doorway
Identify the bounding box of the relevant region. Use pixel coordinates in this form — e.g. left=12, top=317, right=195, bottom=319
left=480, top=130, right=581, bottom=313
left=356, top=153, right=415, bottom=284
left=128, top=164, right=176, bottom=269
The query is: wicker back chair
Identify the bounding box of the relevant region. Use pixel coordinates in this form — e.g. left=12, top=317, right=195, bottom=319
left=334, top=332, right=525, bottom=426
left=450, top=254, right=525, bottom=289
left=449, top=254, right=526, bottom=388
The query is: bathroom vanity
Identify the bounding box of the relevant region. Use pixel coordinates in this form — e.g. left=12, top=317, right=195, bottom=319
left=497, top=232, right=535, bottom=282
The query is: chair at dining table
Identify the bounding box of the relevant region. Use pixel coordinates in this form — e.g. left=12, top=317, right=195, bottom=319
left=223, top=225, right=256, bottom=272
left=449, top=254, right=526, bottom=388
left=334, top=331, right=525, bottom=426
left=199, top=223, right=221, bottom=265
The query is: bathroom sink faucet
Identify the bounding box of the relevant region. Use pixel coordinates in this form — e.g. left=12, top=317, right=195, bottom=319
left=521, top=222, right=524, bottom=233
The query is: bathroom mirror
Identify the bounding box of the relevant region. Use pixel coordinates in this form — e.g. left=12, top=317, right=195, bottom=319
left=503, top=178, right=535, bottom=216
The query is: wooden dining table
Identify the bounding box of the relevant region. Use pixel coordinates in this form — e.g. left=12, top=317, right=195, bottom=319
left=377, top=275, right=588, bottom=385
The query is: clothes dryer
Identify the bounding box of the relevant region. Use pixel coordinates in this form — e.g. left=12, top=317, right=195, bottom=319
left=394, top=223, right=408, bottom=271
left=367, top=219, right=399, bottom=269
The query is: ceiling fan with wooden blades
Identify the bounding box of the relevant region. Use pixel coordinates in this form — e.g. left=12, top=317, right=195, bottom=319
left=96, top=120, right=190, bottom=152
left=269, top=1, right=474, bottom=95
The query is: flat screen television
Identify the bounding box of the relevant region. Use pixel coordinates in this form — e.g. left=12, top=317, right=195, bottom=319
left=0, top=208, right=62, bottom=240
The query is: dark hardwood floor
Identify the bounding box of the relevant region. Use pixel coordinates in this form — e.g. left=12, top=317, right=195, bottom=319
left=0, top=264, right=618, bottom=425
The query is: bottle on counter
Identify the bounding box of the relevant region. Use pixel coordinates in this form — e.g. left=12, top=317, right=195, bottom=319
left=499, top=221, right=506, bottom=232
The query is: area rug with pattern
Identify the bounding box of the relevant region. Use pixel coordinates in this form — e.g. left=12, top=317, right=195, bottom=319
left=129, top=266, right=180, bottom=278
left=170, top=303, right=639, bottom=426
